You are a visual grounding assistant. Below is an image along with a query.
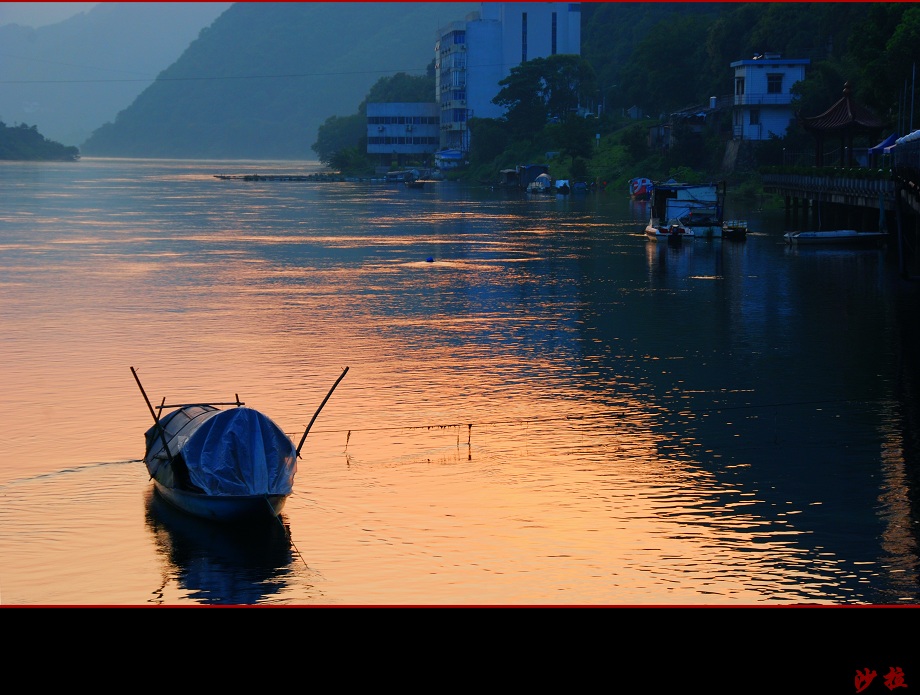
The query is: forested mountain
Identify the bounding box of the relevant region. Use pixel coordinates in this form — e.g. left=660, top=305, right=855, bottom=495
left=77, top=2, right=917, bottom=161
left=0, top=3, right=230, bottom=147
left=82, top=3, right=478, bottom=159
left=581, top=2, right=914, bottom=124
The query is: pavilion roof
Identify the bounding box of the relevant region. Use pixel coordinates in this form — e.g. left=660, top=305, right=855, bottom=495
left=800, top=82, right=884, bottom=133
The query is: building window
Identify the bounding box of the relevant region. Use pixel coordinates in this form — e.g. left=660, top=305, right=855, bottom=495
left=749, top=109, right=760, bottom=126
left=522, top=12, right=527, bottom=63
left=735, top=76, right=745, bottom=96
left=552, top=12, right=557, bottom=55
left=767, top=73, right=783, bottom=94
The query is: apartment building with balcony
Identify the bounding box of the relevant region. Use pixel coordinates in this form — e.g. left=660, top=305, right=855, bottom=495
left=730, top=53, right=810, bottom=141
left=435, top=2, right=581, bottom=156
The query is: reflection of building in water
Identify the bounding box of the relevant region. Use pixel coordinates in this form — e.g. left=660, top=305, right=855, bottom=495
left=144, top=488, right=303, bottom=605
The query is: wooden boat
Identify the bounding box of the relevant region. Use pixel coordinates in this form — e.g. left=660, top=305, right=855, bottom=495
left=131, top=366, right=347, bottom=523
left=646, top=222, right=694, bottom=243
left=783, top=230, right=887, bottom=245
left=646, top=180, right=726, bottom=238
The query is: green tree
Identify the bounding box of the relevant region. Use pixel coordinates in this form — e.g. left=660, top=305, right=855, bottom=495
left=329, top=145, right=373, bottom=175
left=542, top=55, right=597, bottom=120
left=312, top=114, right=366, bottom=166
left=850, top=4, right=919, bottom=128
left=492, top=59, right=550, bottom=140
left=468, top=117, right=510, bottom=166
left=493, top=55, right=597, bottom=140
left=311, top=67, right=435, bottom=168
left=555, top=115, right=595, bottom=168
left=0, top=121, right=80, bottom=161
left=621, top=124, right=648, bottom=161
left=363, top=70, right=435, bottom=111
left=619, top=14, right=716, bottom=117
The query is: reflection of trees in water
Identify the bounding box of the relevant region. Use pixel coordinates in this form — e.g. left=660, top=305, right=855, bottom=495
left=144, top=487, right=299, bottom=605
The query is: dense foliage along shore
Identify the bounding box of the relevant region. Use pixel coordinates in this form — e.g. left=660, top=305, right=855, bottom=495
left=0, top=121, right=80, bottom=161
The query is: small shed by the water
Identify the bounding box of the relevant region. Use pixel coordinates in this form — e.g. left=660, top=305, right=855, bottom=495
left=498, top=169, right=519, bottom=187
left=800, top=82, right=884, bottom=166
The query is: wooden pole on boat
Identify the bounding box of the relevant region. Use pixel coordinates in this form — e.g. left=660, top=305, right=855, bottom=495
left=130, top=366, right=174, bottom=461
left=296, top=366, right=349, bottom=457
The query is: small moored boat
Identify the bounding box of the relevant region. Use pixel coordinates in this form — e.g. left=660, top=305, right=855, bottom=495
left=783, top=230, right=887, bottom=245
left=646, top=179, right=726, bottom=238
left=628, top=177, right=654, bottom=200
left=131, top=366, right=347, bottom=523
left=646, top=222, right=694, bottom=243
left=526, top=172, right=555, bottom=195
left=722, top=220, right=748, bottom=240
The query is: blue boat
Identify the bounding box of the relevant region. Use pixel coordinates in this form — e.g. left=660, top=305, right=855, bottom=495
left=131, top=366, right=347, bottom=523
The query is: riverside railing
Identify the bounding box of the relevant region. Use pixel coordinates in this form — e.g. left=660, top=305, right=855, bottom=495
left=761, top=171, right=896, bottom=208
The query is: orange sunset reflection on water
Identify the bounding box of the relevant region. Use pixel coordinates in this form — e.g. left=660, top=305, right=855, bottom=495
left=0, top=158, right=915, bottom=605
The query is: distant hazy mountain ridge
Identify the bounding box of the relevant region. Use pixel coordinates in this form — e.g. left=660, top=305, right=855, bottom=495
left=81, top=2, right=478, bottom=159
left=0, top=2, right=231, bottom=146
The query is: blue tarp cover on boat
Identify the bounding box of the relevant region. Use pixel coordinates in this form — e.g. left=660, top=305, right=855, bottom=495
left=146, top=406, right=296, bottom=497
left=869, top=133, right=898, bottom=154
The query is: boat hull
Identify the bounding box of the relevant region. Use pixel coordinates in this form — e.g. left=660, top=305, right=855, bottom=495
left=784, top=230, right=887, bottom=245
left=646, top=225, right=694, bottom=242
left=154, top=480, right=288, bottom=522
left=722, top=220, right=748, bottom=240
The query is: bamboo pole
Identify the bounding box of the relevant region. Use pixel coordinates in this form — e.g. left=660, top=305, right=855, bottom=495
left=296, top=366, right=349, bottom=457
left=130, top=366, right=174, bottom=465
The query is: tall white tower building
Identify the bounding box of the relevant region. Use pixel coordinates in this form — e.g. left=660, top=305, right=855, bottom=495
left=435, top=2, right=581, bottom=157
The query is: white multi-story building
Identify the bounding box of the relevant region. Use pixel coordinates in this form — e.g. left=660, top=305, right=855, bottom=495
left=435, top=2, right=581, bottom=155
left=731, top=53, right=810, bottom=141
left=366, top=102, right=440, bottom=168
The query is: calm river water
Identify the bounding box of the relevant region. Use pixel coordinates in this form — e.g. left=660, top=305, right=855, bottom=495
left=2, top=157, right=919, bottom=607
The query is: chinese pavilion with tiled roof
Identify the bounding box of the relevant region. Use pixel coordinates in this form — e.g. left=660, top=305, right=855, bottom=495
left=800, top=82, right=884, bottom=166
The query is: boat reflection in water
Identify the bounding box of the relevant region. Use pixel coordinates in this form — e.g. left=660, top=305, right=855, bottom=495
left=143, top=487, right=296, bottom=605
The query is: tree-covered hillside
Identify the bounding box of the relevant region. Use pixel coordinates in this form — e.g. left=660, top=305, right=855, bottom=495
left=79, top=2, right=918, bottom=163
left=0, top=122, right=80, bottom=161
left=583, top=2, right=915, bottom=122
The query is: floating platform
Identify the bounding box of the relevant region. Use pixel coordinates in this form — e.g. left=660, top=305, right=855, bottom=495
left=213, top=173, right=345, bottom=182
